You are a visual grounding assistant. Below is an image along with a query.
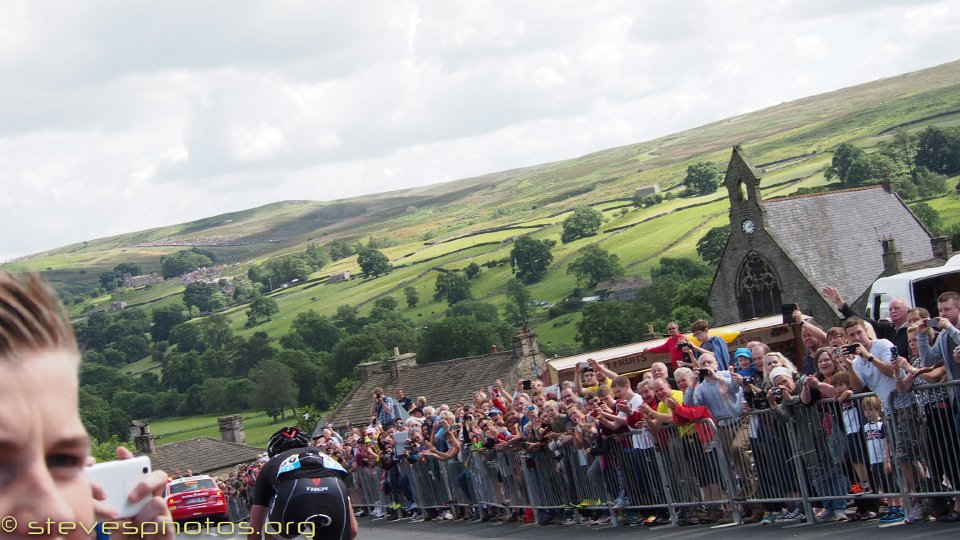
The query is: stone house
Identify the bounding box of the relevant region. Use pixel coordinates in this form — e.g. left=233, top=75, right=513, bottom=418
left=595, top=276, right=649, bottom=302
left=325, top=330, right=547, bottom=428
left=133, top=415, right=263, bottom=478
left=708, top=146, right=952, bottom=327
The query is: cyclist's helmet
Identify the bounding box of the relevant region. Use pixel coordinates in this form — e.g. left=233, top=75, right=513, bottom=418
left=267, top=426, right=310, bottom=458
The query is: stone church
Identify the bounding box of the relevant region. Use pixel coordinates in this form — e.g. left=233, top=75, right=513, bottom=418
left=708, top=146, right=952, bottom=327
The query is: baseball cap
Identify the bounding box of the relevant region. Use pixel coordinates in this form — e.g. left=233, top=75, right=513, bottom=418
left=734, top=347, right=752, bottom=359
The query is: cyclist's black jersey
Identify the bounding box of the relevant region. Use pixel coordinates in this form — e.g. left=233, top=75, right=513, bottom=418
left=252, top=446, right=351, bottom=540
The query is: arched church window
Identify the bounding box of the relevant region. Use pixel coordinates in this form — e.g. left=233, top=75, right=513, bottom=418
left=736, top=251, right=782, bottom=320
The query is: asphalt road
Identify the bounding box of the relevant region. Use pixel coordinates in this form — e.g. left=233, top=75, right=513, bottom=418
left=170, top=514, right=960, bottom=539
left=355, top=515, right=958, bottom=540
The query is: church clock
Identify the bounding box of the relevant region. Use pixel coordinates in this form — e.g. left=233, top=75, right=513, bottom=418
left=741, top=219, right=756, bottom=235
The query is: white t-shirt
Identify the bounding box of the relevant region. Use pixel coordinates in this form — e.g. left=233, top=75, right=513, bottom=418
left=863, top=420, right=887, bottom=465
left=617, top=392, right=644, bottom=418
left=840, top=400, right=861, bottom=435
left=852, top=339, right=897, bottom=410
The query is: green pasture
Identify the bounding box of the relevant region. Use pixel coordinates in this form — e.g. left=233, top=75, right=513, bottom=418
left=148, top=408, right=320, bottom=449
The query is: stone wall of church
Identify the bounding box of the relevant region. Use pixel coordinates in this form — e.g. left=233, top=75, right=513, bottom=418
left=709, top=229, right=843, bottom=329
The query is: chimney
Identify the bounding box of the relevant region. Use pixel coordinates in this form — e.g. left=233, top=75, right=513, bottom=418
left=131, top=421, right=157, bottom=454
left=491, top=344, right=498, bottom=353
left=218, top=414, right=246, bottom=445
left=931, top=236, right=954, bottom=260
left=643, top=323, right=657, bottom=341
left=357, top=362, right=380, bottom=383
left=881, top=237, right=903, bottom=276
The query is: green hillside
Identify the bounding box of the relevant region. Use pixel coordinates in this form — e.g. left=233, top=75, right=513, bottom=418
left=7, top=60, right=960, bottom=366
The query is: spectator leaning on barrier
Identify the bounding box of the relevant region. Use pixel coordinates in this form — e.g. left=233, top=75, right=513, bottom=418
left=918, top=291, right=960, bottom=385
left=841, top=318, right=898, bottom=411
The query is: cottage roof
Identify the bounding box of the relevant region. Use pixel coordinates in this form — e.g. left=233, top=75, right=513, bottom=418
left=141, top=437, right=263, bottom=476
left=763, top=184, right=938, bottom=305
left=326, top=350, right=523, bottom=427
left=595, top=276, right=649, bottom=293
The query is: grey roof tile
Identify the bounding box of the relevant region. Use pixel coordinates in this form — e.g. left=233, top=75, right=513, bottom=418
left=764, top=185, right=936, bottom=304
left=139, top=437, right=263, bottom=476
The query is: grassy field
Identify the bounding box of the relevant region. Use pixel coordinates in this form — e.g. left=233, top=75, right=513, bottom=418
left=148, top=408, right=324, bottom=449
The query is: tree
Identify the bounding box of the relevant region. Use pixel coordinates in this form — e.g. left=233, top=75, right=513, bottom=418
left=683, top=161, right=721, bottom=195
left=246, top=294, right=279, bottom=326
left=373, top=296, right=398, bottom=311
left=433, top=272, right=473, bottom=306
left=116, top=335, right=150, bottom=363
left=357, top=248, right=393, bottom=277
left=114, top=262, right=142, bottom=277
left=169, top=322, right=203, bottom=353
left=99, top=271, right=121, bottom=292
left=695, top=225, right=731, bottom=266
left=911, top=202, right=943, bottom=234
left=233, top=332, right=276, bottom=377
left=161, top=250, right=213, bottom=279
left=566, top=245, right=623, bottom=287
left=447, top=300, right=501, bottom=323
left=330, top=334, right=385, bottom=382
left=576, top=301, right=654, bottom=350
left=182, top=282, right=217, bottom=313
left=404, top=286, right=419, bottom=308
left=825, top=143, right=865, bottom=183
left=417, top=316, right=514, bottom=363
left=161, top=351, right=203, bottom=392
left=561, top=206, right=604, bottom=243
left=505, top=278, right=530, bottom=327
left=915, top=167, right=949, bottom=198
left=464, top=262, right=481, bottom=279
left=878, top=128, right=918, bottom=180
left=249, top=360, right=299, bottom=422
left=151, top=304, right=186, bottom=342
left=328, top=239, right=354, bottom=261
left=280, top=310, right=341, bottom=353
left=198, top=314, right=234, bottom=351
left=915, top=126, right=960, bottom=176
left=304, top=243, right=327, bottom=269
left=651, top=257, right=711, bottom=281
left=510, top=236, right=555, bottom=284
left=844, top=153, right=895, bottom=185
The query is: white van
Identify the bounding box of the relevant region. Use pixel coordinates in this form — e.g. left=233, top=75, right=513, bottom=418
left=865, top=255, right=960, bottom=319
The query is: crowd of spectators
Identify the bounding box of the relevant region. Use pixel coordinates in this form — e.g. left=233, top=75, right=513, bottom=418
left=222, top=289, right=960, bottom=528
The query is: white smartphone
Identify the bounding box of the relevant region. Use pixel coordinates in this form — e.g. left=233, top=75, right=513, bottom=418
left=85, top=456, right=153, bottom=518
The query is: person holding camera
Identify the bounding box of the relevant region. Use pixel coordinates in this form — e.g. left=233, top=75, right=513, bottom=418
left=369, top=387, right=397, bottom=427
left=0, top=273, right=175, bottom=540
left=640, top=321, right=686, bottom=372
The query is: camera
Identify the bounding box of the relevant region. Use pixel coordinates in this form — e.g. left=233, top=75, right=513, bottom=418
left=465, top=414, right=474, bottom=422
left=890, top=346, right=899, bottom=359
left=697, top=368, right=711, bottom=383
left=926, top=318, right=940, bottom=330
left=577, top=361, right=589, bottom=369
left=676, top=342, right=690, bottom=351
left=742, top=376, right=755, bottom=386
left=522, top=379, right=532, bottom=390
left=842, top=344, right=860, bottom=355
left=771, top=387, right=783, bottom=396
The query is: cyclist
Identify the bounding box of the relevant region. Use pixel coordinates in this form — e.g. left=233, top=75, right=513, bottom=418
left=248, top=427, right=358, bottom=540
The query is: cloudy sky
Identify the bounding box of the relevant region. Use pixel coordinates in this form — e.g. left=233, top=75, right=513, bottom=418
left=2, top=0, right=959, bottom=261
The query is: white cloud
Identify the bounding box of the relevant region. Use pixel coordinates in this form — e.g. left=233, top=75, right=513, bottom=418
left=1, top=1, right=959, bottom=257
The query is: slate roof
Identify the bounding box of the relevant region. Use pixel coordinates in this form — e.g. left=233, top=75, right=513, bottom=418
left=764, top=185, right=938, bottom=306
left=326, top=350, right=522, bottom=428
left=140, top=437, right=263, bottom=476
left=595, top=276, right=649, bottom=294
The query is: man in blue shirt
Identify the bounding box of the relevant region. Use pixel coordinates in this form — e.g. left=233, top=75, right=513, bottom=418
left=370, top=387, right=397, bottom=426
left=688, top=319, right=732, bottom=372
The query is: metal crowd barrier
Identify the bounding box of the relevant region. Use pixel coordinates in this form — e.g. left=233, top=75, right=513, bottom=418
left=346, top=379, right=960, bottom=526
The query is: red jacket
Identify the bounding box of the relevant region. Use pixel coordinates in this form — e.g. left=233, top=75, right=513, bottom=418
left=645, top=334, right=685, bottom=369
left=670, top=402, right=716, bottom=446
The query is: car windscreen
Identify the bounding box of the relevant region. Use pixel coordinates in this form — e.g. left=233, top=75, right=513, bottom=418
left=170, top=478, right=217, bottom=494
